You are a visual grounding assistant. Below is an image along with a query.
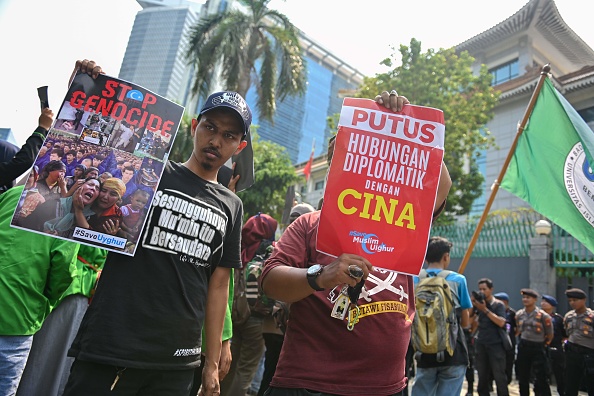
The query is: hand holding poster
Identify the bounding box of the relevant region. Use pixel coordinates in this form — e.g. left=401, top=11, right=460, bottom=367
left=317, top=98, right=445, bottom=275
left=10, top=72, right=184, bottom=256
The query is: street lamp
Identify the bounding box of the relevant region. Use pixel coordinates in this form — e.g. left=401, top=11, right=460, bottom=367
left=535, top=219, right=552, bottom=236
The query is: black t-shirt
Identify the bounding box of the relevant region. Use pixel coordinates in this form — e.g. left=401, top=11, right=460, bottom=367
left=476, top=298, right=507, bottom=345
left=69, top=162, right=243, bottom=369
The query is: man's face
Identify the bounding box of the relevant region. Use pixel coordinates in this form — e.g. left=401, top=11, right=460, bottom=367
left=74, top=167, right=84, bottom=178
left=521, top=294, right=536, bottom=308
left=66, top=153, right=74, bottom=163
left=38, top=147, right=48, bottom=157
left=121, top=169, right=134, bottom=184
left=93, top=158, right=102, bottom=167
left=568, top=297, right=586, bottom=311
left=49, top=152, right=61, bottom=161
left=478, top=283, right=492, bottom=299
left=190, top=108, right=246, bottom=173
left=540, top=300, right=553, bottom=313
left=76, top=151, right=84, bottom=160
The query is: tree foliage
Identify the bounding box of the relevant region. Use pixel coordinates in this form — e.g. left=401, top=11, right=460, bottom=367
left=184, top=0, right=306, bottom=121
left=168, top=113, right=194, bottom=163
left=237, top=133, right=301, bottom=221
left=357, top=38, right=499, bottom=223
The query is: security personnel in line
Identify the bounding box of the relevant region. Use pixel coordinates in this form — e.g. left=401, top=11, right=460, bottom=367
left=515, top=288, right=553, bottom=396
left=540, top=294, right=565, bottom=396
left=494, top=292, right=517, bottom=385
left=563, top=288, right=594, bottom=396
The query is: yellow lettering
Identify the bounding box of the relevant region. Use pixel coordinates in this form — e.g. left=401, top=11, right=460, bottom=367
left=395, top=202, right=416, bottom=230
left=337, top=189, right=360, bottom=215
left=337, top=188, right=416, bottom=229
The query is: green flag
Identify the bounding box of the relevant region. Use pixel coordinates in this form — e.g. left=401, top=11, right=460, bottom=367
left=501, top=78, right=594, bottom=254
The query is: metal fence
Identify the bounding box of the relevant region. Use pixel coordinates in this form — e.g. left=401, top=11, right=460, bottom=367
left=431, top=211, right=594, bottom=270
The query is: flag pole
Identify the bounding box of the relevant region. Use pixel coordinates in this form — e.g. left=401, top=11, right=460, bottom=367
left=457, top=64, right=551, bottom=274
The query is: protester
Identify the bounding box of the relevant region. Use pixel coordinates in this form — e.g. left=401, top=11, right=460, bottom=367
left=464, top=308, right=479, bottom=396
left=16, top=245, right=107, bottom=396
left=35, top=159, right=67, bottom=200
left=514, top=288, right=553, bottom=396
left=221, top=213, right=278, bottom=396
left=260, top=90, right=452, bottom=395
left=493, top=292, right=517, bottom=384
left=43, top=177, right=101, bottom=236
left=0, top=185, right=79, bottom=396
left=257, top=203, right=315, bottom=396
left=540, top=294, right=566, bottom=396
left=0, top=108, right=53, bottom=194
left=411, top=236, right=472, bottom=396
left=563, top=288, right=594, bottom=396
left=72, top=177, right=125, bottom=237
left=472, top=278, right=509, bottom=396
left=63, top=58, right=250, bottom=396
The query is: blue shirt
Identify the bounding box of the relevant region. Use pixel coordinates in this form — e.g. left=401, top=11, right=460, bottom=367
left=413, top=268, right=472, bottom=310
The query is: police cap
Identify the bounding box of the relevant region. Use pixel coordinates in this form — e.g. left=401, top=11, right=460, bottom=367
left=520, top=288, right=538, bottom=298
left=541, top=294, right=558, bottom=307
left=565, top=288, right=587, bottom=299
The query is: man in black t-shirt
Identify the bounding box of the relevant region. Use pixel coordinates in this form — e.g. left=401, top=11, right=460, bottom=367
left=63, top=63, right=252, bottom=396
left=472, top=278, right=510, bottom=396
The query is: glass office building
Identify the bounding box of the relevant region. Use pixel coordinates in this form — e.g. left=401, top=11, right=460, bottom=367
left=119, top=0, right=363, bottom=164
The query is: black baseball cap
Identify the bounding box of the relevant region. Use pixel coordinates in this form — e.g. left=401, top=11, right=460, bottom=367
left=199, top=91, right=252, bottom=137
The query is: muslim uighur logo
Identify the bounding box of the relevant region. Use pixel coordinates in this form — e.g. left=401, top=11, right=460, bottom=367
left=564, top=142, right=594, bottom=226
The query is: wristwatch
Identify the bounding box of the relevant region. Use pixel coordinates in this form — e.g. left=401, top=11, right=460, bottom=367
left=306, top=264, right=325, bottom=291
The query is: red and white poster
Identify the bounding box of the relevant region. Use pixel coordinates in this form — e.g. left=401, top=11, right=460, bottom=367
left=317, top=98, right=445, bottom=275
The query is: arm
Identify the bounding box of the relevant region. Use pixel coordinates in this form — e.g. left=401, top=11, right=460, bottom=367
left=472, top=298, right=506, bottom=328
left=461, top=308, right=471, bottom=329
left=544, top=313, right=554, bottom=345
left=201, top=266, right=231, bottom=396
left=261, top=217, right=372, bottom=303
left=374, top=90, right=452, bottom=213
left=0, top=109, right=52, bottom=185
left=46, top=239, right=80, bottom=308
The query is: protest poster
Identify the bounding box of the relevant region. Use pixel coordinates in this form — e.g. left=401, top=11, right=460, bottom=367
left=317, top=98, right=445, bottom=275
left=10, top=72, right=184, bottom=256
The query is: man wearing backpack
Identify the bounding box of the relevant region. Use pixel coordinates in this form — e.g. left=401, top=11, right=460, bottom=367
left=411, top=236, right=472, bottom=396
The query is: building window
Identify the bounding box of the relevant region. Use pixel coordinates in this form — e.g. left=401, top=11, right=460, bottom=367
left=489, top=59, right=519, bottom=85
left=314, top=180, right=325, bottom=191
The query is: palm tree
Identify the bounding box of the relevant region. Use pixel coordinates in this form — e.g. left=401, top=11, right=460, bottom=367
left=185, top=0, right=307, bottom=121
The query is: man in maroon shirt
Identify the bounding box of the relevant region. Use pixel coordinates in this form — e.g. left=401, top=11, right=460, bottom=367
left=260, top=91, right=452, bottom=396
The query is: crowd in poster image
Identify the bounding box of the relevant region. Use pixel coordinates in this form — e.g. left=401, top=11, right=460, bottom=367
left=10, top=128, right=163, bottom=253
left=53, top=100, right=173, bottom=160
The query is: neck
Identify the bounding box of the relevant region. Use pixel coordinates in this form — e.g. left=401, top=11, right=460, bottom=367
left=576, top=306, right=587, bottom=314
left=182, top=154, right=218, bottom=183
left=525, top=305, right=536, bottom=312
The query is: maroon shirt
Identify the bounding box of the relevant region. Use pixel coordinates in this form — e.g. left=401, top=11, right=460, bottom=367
left=261, top=211, right=414, bottom=395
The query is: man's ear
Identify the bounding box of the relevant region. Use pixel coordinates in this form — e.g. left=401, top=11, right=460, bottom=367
left=234, top=140, right=248, bottom=155
left=191, top=118, right=198, bottom=137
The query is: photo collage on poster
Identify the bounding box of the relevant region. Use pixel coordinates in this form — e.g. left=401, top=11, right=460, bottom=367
left=10, top=72, right=184, bottom=256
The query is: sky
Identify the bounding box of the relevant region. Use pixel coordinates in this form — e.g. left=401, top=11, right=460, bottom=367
left=1, top=0, right=593, bottom=147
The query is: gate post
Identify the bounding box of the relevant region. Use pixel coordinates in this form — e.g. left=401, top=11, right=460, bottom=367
left=529, top=233, right=555, bottom=296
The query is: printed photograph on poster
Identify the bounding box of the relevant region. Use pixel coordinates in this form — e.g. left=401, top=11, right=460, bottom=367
left=316, top=98, right=445, bottom=275
left=10, top=72, right=184, bottom=256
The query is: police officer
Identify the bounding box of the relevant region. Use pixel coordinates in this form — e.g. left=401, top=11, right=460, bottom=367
left=563, top=288, right=594, bottom=396
left=515, top=288, right=553, bottom=396
left=494, top=292, right=517, bottom=385
left=541, top=295, right=565, bottom=396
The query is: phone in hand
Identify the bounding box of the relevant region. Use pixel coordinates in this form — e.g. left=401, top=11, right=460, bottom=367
left=38, top=86, right=49, bottom=110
